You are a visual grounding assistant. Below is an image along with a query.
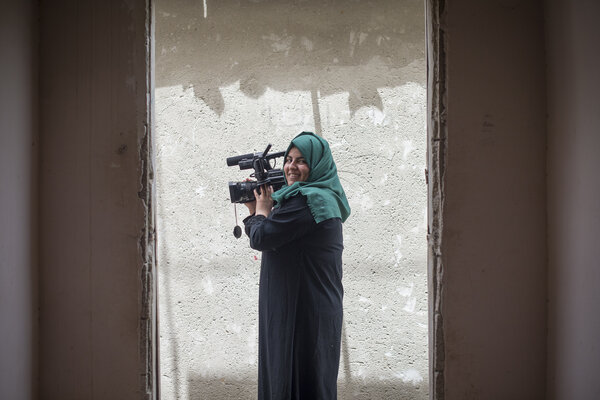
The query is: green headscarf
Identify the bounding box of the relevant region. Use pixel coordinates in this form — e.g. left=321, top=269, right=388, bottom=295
left=272, top=132, right=351, bottom=223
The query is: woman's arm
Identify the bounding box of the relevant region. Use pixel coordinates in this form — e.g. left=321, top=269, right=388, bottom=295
left=243, top=195, right=315, bottom=251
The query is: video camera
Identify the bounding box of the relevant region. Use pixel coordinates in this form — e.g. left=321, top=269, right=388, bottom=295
left=226, top=144, right=286, bottom=203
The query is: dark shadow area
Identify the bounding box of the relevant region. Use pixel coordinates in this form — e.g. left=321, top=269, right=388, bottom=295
left=187, top=374, right=426, bottom=400
left=156, top=0, right=425, bottom=116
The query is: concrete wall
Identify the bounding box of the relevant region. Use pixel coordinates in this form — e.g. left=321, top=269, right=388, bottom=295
left=38, top=1, right=151, bottom=398
left=546, top=0, right=600, bottom=399
left=0, top=1, right=38, bottom=399
left=155, top=1, right=428, bottom=399
left=440, top=1, right=547, bottom=399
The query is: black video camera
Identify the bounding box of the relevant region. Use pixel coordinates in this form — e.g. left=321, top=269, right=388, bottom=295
left=226, top=144, right=286, bottom=203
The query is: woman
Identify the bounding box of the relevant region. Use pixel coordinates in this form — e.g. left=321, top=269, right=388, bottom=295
left=244, top=131, right=351, bottom=400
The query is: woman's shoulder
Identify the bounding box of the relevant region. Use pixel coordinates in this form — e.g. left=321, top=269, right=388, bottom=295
left=277, top=193, right=308, bottom=209
left=273, top=194, right=315, bottom=225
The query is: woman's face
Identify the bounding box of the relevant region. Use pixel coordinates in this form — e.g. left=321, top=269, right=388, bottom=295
left=284, top=146, right=310, bottom=185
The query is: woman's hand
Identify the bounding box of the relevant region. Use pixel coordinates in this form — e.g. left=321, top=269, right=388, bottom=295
left=254, top=185, right=274, bottom=217
left=244, top=200, right=257, bottom=215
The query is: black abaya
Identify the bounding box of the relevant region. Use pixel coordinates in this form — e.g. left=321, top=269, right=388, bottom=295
left=244, top=194, right=344, bottom=400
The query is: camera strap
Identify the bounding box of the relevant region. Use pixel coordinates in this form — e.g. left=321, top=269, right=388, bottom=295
left=233, top=204, right=242, bottom=239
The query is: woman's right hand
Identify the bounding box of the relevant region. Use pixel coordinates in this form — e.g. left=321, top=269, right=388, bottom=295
left=254, top=185, right=274, bottom=217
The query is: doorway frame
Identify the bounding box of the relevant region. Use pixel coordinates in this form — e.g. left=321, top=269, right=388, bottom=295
left=425, top=1, right=447, bottom=399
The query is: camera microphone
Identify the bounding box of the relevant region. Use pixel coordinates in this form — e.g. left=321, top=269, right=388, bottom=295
left=226, top=152, right=257, bottom=167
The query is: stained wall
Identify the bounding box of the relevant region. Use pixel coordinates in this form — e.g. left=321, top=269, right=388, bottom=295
left=38, top=1, right=150, bottom=398
left=155, top=1, right=428, bottom=399
left=441, top=1, right=547, bottom=398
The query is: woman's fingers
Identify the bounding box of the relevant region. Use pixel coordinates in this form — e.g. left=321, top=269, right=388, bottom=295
left=255, top=185, right=273, bottom=199
left=262, top=185, right=273, bottom=198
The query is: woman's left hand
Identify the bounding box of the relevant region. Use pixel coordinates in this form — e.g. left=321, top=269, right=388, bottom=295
left=254, top=185, right=274, bottom=217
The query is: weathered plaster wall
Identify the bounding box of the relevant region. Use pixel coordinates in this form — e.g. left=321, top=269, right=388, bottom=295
left=546, top=0, right=600, bottom=398
left=0, top=1, right=38, bottom=399
left=441, top=1, right=547, bottom=399
left=38, top=1, right=151, bottom=398
left=155, top=1, right=427, bottom=398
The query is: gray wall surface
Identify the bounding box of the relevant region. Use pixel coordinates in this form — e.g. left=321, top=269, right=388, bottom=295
left=155, top=1, right=428, bottom=399
left=546, top=0, right=600, bottom=399
left=0, top=1, right=38, bottom=399
left=440, top=1, right=547, bottom=398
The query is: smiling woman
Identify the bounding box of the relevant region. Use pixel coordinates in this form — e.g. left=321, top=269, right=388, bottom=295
left=283, top=147, right=310, bottom=185
left=241, top=132, right=350, bottom=399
